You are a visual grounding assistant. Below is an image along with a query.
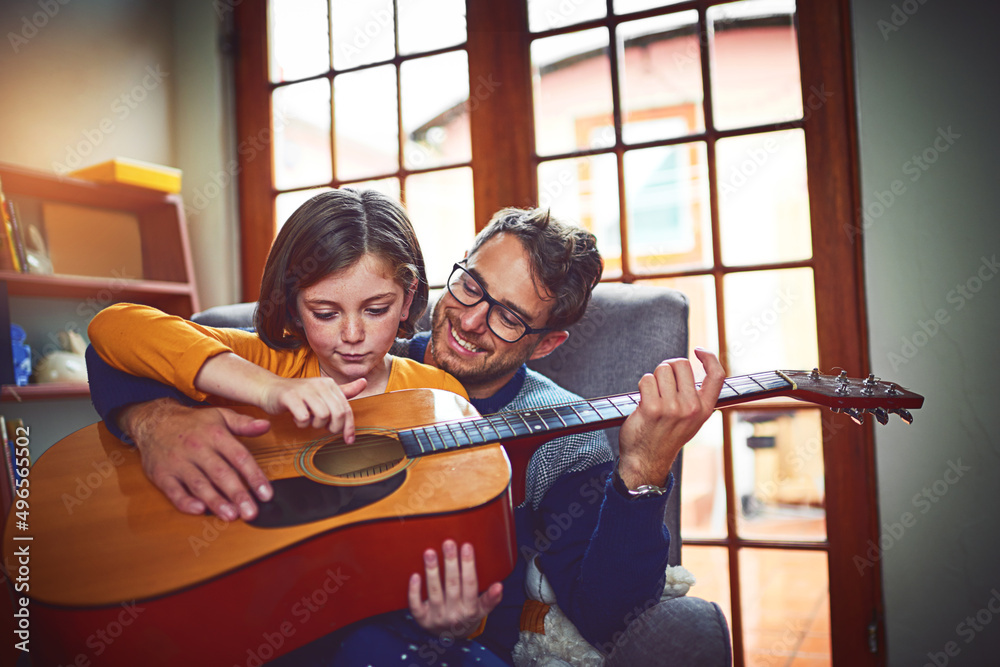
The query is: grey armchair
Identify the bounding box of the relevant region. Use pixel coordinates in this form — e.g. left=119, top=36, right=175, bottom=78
left=192, top=281, right=732, bottom=666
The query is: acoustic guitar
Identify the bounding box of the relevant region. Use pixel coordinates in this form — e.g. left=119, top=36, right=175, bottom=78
left=2, top=369, right=922, bottom=667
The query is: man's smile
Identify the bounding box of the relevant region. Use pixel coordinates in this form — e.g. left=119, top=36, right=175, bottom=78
left=447, top=319, right=485, bottom=355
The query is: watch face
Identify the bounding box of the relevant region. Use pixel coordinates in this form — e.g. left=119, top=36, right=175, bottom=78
left=613, top=462, right=669, bottom=499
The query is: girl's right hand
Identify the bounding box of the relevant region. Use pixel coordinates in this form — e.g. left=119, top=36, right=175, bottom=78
left=258, top=375, right=368, bottom=441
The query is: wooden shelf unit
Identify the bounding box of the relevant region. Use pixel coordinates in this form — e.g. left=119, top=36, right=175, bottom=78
left=1, top=162, right=200, bottom=400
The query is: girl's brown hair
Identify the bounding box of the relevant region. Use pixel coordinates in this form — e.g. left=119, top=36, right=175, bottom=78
left=254, top=188, right=427, bottom=349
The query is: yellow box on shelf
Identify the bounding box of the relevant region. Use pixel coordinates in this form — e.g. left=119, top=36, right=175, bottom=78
left=69, top=158, right=182, bottom=194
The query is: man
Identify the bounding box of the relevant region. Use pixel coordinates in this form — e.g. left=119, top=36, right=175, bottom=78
left=86, top=207, right=725, bottom=664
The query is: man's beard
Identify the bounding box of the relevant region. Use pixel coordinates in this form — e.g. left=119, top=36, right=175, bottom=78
left=428, top=298, right=532, bottom=392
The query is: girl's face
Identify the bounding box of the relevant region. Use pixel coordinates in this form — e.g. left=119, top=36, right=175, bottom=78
left=295, top=253, right=413, bottom=386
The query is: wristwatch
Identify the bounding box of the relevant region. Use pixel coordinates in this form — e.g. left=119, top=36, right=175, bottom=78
left=612, top=461, right=669, bottom=500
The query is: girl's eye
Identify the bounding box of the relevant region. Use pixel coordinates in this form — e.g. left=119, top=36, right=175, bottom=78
left=312, top=311, right=337, bottom=321
left=367, top=307, right=390, bottom=316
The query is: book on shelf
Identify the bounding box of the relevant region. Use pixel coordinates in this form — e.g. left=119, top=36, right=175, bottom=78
left=0, top=175, right=27, bottom=273
left=0, top=281, right=14, bottom=387
left=70, top=157, right=182, bottom=194
left=0, top=415, right=14, bottom=517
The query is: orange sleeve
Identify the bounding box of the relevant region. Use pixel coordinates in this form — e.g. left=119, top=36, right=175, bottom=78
left=88, top=303, right=311, bottom=401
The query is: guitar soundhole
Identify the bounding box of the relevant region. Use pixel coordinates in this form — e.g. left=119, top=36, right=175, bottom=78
left=298, top=432, right=411, bottom=485
left=313, top=433, right=405, bottom=477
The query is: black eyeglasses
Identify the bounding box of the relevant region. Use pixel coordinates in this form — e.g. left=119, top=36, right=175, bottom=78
left=446, top=262, right=554, bottom=343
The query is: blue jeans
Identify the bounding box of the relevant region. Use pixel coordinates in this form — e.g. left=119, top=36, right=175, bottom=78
left=267, top=611, right=510, bottom=667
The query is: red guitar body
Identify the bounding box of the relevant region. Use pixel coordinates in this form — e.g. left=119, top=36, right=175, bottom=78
left=5, top=390, right=517, bottom=667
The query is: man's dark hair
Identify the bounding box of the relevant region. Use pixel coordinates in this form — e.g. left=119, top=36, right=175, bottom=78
left=468, top=207, right=603, bottom=330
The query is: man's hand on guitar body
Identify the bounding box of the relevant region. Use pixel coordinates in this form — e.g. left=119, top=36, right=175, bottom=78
left=119, top=399, right=273, bottom=521
left=408, top=540, right=503, bottom=640
left=618, top=348, right=726, bottom=489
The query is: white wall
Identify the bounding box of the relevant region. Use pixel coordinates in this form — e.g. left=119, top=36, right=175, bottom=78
left=0, top=0, right=237, bottom=455
left=0, top=0, right=238, bottom=310
left=851, top=0, right=1000, bottom=664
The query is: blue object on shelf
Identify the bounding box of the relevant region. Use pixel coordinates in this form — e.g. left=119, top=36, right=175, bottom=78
left=10, top=324, right=31, bottom=387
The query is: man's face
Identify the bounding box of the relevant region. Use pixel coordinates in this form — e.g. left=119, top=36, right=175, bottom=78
left=427, top=233, right=565, bottom=397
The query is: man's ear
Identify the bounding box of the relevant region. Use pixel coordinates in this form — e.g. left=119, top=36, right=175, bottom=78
left=528, top=330, right=570, bottom=361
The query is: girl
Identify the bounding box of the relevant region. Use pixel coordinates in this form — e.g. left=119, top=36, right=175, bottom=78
left=88, top=188, right=466, bottom=442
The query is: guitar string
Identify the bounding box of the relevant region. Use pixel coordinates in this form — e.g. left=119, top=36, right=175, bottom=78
left=241, top=371, right=792, bottom=462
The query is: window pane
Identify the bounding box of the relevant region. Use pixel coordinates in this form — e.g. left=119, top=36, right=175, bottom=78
left=334, top=66, right=399, bottom=181
left=269, top=0, right=329, bottom=82
left=532, top=29, right=614, bottom=157
left=681, top=545, right=732, bottom=631
left=404, top=168, right=474, bottom=287
left=344, top=177, right=401, bottom=202
left=398, top=0, right=467, bottom=55
left=741, top=549, right=830, bottom=666
left=723, top=268, right=818, bottom=377
left=707, top=0, right=801, bottom=131
left=731, top=408, right=826, bottom=542
left=528, top=0, right=606, bottom=32
left=717, top=129, right=812, bottom=266
left=618, top=12, right=704, bottom=143
left=624, top=142, right=712, bottom=274
left=273, top=80, right=332, bottom=190
left=275, top=187, right=332, bottom=231
left=614, top=0, right=690, bottom=14
left=401, top=52, right=471, bottom=170
left=679, top=412, right=726, bottom=539
left=331, top=0, right=396, bottom=70
left=642, top=275, right=719, bottom=372
left=537, top=154, right=621, bottom=279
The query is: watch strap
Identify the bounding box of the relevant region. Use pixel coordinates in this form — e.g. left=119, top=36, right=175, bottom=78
left=612, top=460, right=669, bottom=499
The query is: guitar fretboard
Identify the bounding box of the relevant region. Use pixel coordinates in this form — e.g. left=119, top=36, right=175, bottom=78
left=398, top=371, right=793, bottom=458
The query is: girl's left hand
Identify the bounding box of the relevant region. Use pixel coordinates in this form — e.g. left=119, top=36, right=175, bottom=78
left=259, top=375, right=368, bottom=441
left=408, top=540, right=503, bottom=640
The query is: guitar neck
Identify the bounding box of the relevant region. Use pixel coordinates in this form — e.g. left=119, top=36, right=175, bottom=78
left=398, top=371, right=794, bottom=458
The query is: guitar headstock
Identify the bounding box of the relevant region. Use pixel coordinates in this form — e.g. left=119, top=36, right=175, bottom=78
left=781, top=369, right=924, bottom=425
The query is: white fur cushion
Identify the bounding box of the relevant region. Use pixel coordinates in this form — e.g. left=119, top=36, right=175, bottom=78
left=512, top=558, right=695, bottom=667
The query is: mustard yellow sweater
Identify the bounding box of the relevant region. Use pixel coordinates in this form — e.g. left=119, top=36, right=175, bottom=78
left=88, top=303, right=467, bottom=403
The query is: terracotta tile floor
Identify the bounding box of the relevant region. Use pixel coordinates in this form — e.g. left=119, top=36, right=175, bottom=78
left=682, top=513, right=831, bottom=667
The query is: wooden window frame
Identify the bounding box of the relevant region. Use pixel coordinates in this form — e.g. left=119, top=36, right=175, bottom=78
left=233, top=0, right=881, bottom=663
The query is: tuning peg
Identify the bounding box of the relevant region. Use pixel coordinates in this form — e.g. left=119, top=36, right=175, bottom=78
left=870, top=407, right=889, bottom=425
left=844, top=407, right=865, bottom=425
left=891, top=408, right=914, bottom=425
